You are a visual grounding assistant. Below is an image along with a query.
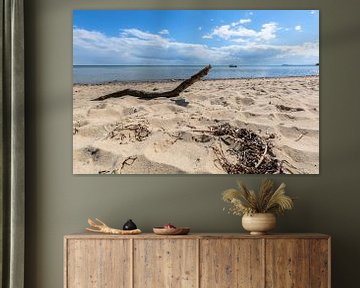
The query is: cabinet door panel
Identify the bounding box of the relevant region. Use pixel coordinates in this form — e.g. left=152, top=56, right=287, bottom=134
left=310, top=239, right=330, bottom=288
left=200, top=239, right=264, bottom=288
left=66, top=239, right=131, bottom=288
left=134, top=239, right=198, bottom=288
left=265, top=239, right=310, bottom=288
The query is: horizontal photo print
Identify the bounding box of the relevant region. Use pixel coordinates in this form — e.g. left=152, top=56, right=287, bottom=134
left=73, top=10, right=319, bottom=174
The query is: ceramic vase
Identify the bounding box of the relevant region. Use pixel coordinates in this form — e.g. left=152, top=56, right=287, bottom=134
left=242, top=213, right=276, bottom=235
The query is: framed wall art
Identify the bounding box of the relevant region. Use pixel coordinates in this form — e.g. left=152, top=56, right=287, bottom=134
left=72, top=10, right=319, bottom=174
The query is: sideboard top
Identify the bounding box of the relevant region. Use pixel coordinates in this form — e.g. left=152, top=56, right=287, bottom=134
left=64, top=232, right=330, bottom=240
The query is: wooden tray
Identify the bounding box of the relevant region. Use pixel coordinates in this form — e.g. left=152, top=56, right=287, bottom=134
left=153, top=227, right=190, bottom=235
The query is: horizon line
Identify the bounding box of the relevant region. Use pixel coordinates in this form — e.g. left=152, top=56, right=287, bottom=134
left=73, top=63, right=319, bottom=66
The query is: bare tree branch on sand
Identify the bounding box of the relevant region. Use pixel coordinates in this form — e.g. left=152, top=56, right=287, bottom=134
left=91, top=65, right=212, bottom=101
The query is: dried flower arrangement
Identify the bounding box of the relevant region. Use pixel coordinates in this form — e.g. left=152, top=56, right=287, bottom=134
left=222, top=179, right=294, bottom=216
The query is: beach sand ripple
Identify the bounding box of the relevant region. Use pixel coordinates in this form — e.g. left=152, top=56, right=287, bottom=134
left=73, top=76, right=319, bottom=174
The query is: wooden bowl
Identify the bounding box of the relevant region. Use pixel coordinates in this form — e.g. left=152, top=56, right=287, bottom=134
left=153, top=227, right=190, bottom=235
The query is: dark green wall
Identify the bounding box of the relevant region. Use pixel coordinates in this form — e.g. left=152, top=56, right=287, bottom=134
left=24, top=0, right=360, bottom=287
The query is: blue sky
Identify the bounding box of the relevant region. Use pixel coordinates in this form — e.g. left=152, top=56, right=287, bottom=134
left=73, top=10, right=319, bottom=65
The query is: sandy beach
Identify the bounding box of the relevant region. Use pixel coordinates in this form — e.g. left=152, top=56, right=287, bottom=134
left=73, top=76, right=319, bottom=174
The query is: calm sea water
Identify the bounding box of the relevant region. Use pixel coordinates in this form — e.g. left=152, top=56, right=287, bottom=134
left=73, top=65, right=319, bottom=84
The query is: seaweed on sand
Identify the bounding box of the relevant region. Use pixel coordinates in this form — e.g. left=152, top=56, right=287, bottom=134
left=104, top=122, right=150, bottom=143
left=197, top=123, right=283, bottom=174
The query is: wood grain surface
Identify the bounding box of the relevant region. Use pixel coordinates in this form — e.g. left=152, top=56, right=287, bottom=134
left=309, top=239, right=330, bottom=288
left=133, top=239, right=198, bottom=288
left=200, top=239, right=264, bottom=288
left=66, top=239, right=131, bottom=288
left=265, top=239, right=310, bottom=287
left=65, top=233, right=330, bottom=240
left=64, top=234, right=330, bottom=288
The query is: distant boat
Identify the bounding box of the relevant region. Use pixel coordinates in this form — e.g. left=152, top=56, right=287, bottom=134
left=229, top=64, right=237, bottom=68
left=315, top=63, right=319, bottom=66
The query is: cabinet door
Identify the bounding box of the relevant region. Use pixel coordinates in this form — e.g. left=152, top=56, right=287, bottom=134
left=66, top=239, right=131, bottom=288
left=309, top=239, right=330, bottom=288
left=200, top=239, right=264, bottom=288
left=266, top=239, right=310, bottom=288
left=134, top=239, right=198, bottom=288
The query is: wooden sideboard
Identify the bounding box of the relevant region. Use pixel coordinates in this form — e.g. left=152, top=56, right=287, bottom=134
left=64, top=233, right=330, bottom=288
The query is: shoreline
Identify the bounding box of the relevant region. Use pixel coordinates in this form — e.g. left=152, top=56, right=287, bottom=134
left=73, top=75, right=319, bottom=86
left=73, top=76, right=319, bottom=174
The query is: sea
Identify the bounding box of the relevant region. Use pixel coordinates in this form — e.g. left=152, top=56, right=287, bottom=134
left=73, top=65, right=319, bottom=84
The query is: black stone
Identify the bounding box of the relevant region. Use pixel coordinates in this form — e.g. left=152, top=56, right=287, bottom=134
left=123, top=219, right=137, bottom=230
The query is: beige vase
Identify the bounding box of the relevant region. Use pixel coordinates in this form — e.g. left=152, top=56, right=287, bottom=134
left=242, top=213, right=276, bottom=235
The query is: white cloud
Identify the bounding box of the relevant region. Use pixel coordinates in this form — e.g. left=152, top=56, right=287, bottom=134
left=198, top=26, right=202, bottom=31
left=73, top=27, right=318, bottom=65
left=74, top=28, right=223, bottom=64
left=310, top=10, right=317, bottom=15
left=204, top=25, right=256, bottom=40
left=295, top=25, right=302, bottom=32
left=249, top=12, right=254, bottom=16
left=122, top=28, right=167, bottom=42
left=204, top=21, right=278, bottom=41
left=232, top=18, right=251, bottom=26
left=231, top=38, right=250, bottom=44
left=159, top=29, right=169, bottom=35
left=258, top=22, right=278, bottom=40
left=213, top=41, right=319, bottom=64
left=240, top=18, right=251, bottom=24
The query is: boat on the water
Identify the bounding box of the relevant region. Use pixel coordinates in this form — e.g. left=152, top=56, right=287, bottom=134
left=229, top=64, right=237, bottom=68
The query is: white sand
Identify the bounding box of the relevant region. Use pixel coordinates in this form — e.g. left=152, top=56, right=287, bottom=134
left=73, top=76, right=319, bottom=174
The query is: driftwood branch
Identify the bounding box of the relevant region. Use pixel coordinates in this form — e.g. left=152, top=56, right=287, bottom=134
left=86, top=218, right=142, bottom=235
left=91, top=65, right=212, bottom=101
left=255, top=143, right=268, bottom=168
